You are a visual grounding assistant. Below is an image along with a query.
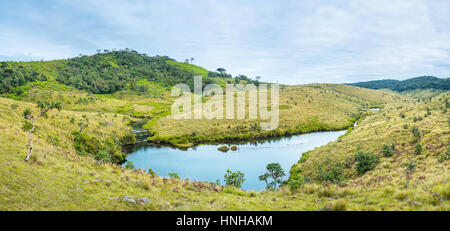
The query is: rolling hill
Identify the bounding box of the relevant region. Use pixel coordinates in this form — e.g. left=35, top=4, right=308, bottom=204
left=347, top=76, right=449, bottom=92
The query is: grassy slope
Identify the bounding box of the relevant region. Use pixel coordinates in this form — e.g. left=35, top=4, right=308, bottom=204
left=289, top=92, right=449, bottom=210
left=148, top=84, right=405, bottom=147
left=1, top=92, right=448, bottom=210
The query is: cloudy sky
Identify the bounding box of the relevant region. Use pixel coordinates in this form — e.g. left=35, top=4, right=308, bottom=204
left=1, top=0, right=449, bottom=84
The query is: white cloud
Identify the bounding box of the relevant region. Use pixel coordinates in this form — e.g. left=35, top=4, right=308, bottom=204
left=0, top=0, right=448, bottom=83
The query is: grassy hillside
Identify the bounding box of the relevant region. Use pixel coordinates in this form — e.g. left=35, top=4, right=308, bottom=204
left=0, top=51, right=448, bottom=211
left=0, top=92, right=447, bottom=210
left=147, top=84, right=405, bottom=147
left=289, top=92, right=449, bottom=210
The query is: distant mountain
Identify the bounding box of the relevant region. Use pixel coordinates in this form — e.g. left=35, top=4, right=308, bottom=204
left=347, top=76, right=450, bottom=92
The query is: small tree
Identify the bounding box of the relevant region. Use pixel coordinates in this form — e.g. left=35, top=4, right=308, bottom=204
left=224, top=169, right=245, bottom=188
left=259, top=163, right=285, bottom=190
left=22, top=101, right=61, bottom=161
left=216, top=68, right=226, bottom=75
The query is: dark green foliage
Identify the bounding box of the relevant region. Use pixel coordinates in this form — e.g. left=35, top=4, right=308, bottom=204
left=1, top=50, right=218, bottom=95
left=125, top=161, right=135, bottom=170
left=317, top=163, right=345, bottom=183
left=382, top=144, right=394, bottom=157
left=224, top=169, right=245, bottom=188
left=148, top=168, right=156, bottom=175
left=348, top=76, right=450, bottom=92
left=406, top=161, right=417, bottom=173
left=0, top=62, right=48, bottom=95
left=354, top=151, right=380, bottom=174
left=120, top=132, right=136, bottom=145
left=72, top=131, right=126, bottom=164
left=168, top=172, right=180, bottom=179
left=411, top=126, right=421, bottom=141
left=415, top=144, right=423, bottom=155
left=438, top=147, right=450, bottom=163
left=258, top=163, right=285, bottom=190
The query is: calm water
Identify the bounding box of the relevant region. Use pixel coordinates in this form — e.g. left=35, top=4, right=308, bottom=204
left=124, top=130, right=346, bottom=190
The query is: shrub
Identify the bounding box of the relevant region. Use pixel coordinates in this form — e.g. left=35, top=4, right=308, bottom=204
left=382, top=144, right=394, bottom=157
left=148, top=168, right=156, bottom=175
left=72, top=131, right=126, bottom=164
left=411, top=126, right=421, bottom=141
left=415, top=144, right=423, bottom=155
left=125, top=161, right=135, bottom=170
left=354, top=151, right=379, bottom=174
left=317, top=163, right=345, bottom=183
left=406, top=161, right=417, bottom=173
left=224, top=169, right=245, bottom=188
left=120, top=132, right=136, bottom=145
left=230, top=145, right=238, bottom=151
left=438, top=147, right=450, bottom=163
left=218, top=145, right=229, bottom=152
left=168, top=172, right=180, bottom=179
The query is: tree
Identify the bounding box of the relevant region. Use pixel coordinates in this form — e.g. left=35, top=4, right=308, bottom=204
left=224, top=169, right=245, bottom=188
left=190, top=58, right=194, bottom=64
left=22, top=101, right=61, bottom=161
left=216, top=68, right=226, bottom=75
left=259, top=163, right=285, bottom=190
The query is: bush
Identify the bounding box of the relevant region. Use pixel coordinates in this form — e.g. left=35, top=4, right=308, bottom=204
left=354, top=151, right=379, bottom=174
left=218, top=145, right=229, bottom=152
left=224, top=169, right=245, bottom=188
left=411, top=126, right=421, bottom=140
left=382, top=144, right=394, bottom=157
left=148, top=168, right=156, bottom=175
left=317, top=163, right=345, bottom=183
left=406, top=161, right=417, bottom=173
left=125, top=161, right=135, bottom=170
left=168, top=172, right=180, bottom=179
left=438, top=147, right=450, bottom=163
left=72, top=131, right=126, bottom=164
left=415, top=144, right=423, bottom=155
left=120, top=132, right=136, bottom=145
left=230, top=145, right=238, bottom=151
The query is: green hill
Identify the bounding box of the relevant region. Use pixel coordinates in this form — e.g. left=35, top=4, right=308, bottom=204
left=347, top=76, right=449, bottom=92
left=0, top=50, right=229, bottom=96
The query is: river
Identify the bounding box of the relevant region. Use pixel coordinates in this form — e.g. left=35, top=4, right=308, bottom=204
left=123, top=129, right=346, bottom=191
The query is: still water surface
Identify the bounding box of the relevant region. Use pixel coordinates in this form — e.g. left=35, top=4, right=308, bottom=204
left=124, top=130, right=346, bottom=190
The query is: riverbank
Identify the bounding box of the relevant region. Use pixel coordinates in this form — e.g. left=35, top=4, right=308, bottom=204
left=145, top=117, right=357, bottom=148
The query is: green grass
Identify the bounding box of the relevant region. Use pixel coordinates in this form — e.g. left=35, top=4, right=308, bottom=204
left=0, top=82, right=448, bottom=211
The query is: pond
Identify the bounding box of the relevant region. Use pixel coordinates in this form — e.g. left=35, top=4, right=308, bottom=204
left=123, top=129, right=346, bottom=191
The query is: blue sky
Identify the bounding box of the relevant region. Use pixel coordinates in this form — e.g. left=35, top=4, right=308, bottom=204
left=1, top=0, right=449, bottom=84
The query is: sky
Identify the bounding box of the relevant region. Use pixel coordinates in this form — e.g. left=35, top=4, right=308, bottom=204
left=0, top=0, right=449, bottom=84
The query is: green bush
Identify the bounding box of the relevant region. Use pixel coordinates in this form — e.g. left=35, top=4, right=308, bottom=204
left=224, top=169, right=245, bottom=188
left=317, top=163, right=345, bottom=183
left=438, top=147, right=450, bottom=163
left=125, top=161, right=135, bottom=170
left=382, top=144, right=394, bottom=157
left=168, top=172, right=180, bottom=179
left=415, top=144, right=423, bottom=155
left=411, top=126, right=421, bottom=139
left=354, top=151, right=380, bottom=174
left=72, top=131, right=126, bottom=164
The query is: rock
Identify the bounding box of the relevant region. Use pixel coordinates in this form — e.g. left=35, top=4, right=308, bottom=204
left=122, top=196, right=136, bottom=204
left=137, top=197, right=150, bottom=205
left=90, top=171, right=96, bottom=176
